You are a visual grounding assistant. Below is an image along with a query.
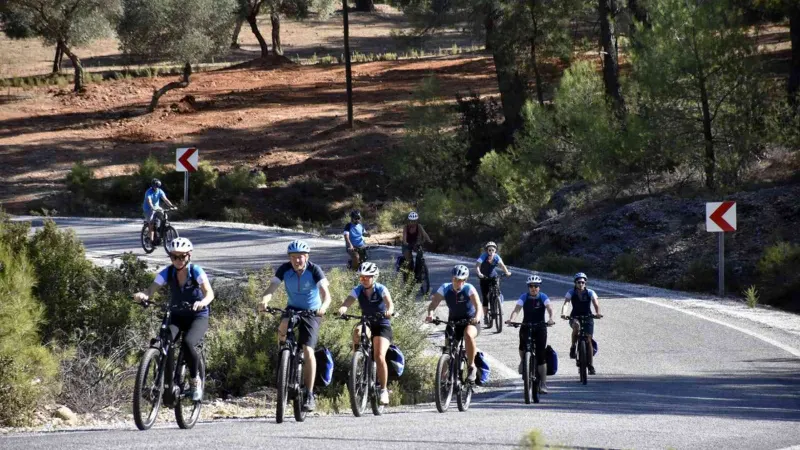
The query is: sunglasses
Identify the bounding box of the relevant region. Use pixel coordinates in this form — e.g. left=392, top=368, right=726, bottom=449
left=576, top=281, right=586, bottom=285
left=359, top=275, right=374, bottom=280
left=170, top=253, right=189, bottom=261
left=528, top=284, right=541, bottom=288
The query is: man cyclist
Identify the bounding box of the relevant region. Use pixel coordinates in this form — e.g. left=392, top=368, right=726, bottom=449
left=338, top=262, right=395, bottom=405
left=344, top=210, right=369, bottom=270
left=425, top=265, right=483, bottom=382
left=133, top=237, right=214, bottom=401
left=475, top=241, right=512, bottom=316
left=506, top=274, right=555, bottom=393
left=259, top=240, right=332, bottom=412
left=560, top=272, right=603, bottom=375
left=143, top=178, right=176, bottom=245
left=400, top=211, right=432, bottom=276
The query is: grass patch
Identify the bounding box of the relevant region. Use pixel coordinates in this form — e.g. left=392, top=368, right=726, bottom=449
left=743, top=285, right=759, bottom=308
left=533, top=253, right=590, bottom=275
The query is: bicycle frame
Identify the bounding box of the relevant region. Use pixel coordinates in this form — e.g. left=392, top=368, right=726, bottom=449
left=436, top=318, right=471, bottom=388
left=143, top=301, right=194, bottom=408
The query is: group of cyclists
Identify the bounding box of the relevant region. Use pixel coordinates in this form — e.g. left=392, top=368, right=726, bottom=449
left=134, top=183, right=603, bottom=416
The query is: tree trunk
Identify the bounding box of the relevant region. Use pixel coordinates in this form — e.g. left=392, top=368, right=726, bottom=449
left=354, top=0, right=374, bottom=12
left=271, top=12, right=282, bottom=56
left=60, top=43, right=84, bottom=92
left=247, top=9, right=269, bottom=58
left=698, top=74, right=715, bottom=191
left=529, top=0, right=544, bottom=106
left=492, top=50, right=528, bottom=139
left=627, top=0, right=651, bottom=49
left=789, top=6, right=800, bottom=113
left=52, top=40, right=64, bottom=74
left=148, top=62, right=192, bottom=113
left=231, top=18, right=244, bottom=49
left=598, top=0, right=625, bottom=118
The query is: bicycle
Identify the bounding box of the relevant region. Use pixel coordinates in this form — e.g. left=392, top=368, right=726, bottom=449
left=141, top=207, right=178, bottom=256
left=347, top=245, right=378, bottom=271
left=483, top=273, right=510, bottom=333
left=430, top=317, right=475, bottom=413
left=339, top=312, right=390, bottom=417
left=399, top=244, right=430, bottom=295
left=132, top=300, right=205, bottom=431
left=263, top=307, right=317, bottom=423
left=563, top=314, right=601, bottom=385
left=507, top=321, right=553, bottom=404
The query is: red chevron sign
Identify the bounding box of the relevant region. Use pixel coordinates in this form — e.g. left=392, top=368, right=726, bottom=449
left=176, top=147, right=198, bottom=172
left=706, top=201, right=736, bottom=232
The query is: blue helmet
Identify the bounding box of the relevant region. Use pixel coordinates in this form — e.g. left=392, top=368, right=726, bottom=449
left=287, top=240, right=310, bottom=254
left=574, top=272, right=588, bottom=282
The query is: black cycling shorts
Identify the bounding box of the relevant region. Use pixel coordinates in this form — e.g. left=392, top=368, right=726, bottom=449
left=285, top=309, right=321, bottom=349
left=518, top=325, right=548, bottom=365
left=355, top=322, right=393, bottom=342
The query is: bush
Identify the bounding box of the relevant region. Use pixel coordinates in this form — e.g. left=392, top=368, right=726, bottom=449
left=222, top=207, right=253, bottom=223
left=743, top=285, right=759, bottom=309
left=376, top=200, right=414, bottom=232
left=65, top=162, right=95, bottom=196
left=612, top=252, right=645, bottom=282
left=0, top=227, right=57, bottom=426
left=533, top=253, right=590, bottom=275
left=757, top=241, right=800, bottom=307
left=219, top=166, right=266, bottom=194
left=135, top=154, right=165, bottom=188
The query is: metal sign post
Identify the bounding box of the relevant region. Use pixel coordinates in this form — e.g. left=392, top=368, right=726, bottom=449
left=718, top=233, right=724, bottom=296
left=184, top=172, right=189, bottom=204
left=176, top=147, right=198, bottom=204
left=706, top=201, right=736, bottom=297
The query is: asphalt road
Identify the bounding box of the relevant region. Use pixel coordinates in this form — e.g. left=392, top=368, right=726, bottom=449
left=4, top=217, right=800, bottom=450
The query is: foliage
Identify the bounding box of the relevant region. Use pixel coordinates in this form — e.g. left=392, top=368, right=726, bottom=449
left=756, top=241, right=800, bottom=306
left=376, top=200, right=415, bottom=232
left=219, top=166, right=266, bottom=194
left=612, top=252, right=646, bottom=283
left=65, top=162, right=96, bottom=196
left=743, top=285, right=759, bottom=309
left=532, top=253, right=589, bottom=275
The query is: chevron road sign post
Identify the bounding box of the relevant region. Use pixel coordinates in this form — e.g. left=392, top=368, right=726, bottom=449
left=176, top=147, right=198, bottom=203
left=706, top=201, right=737, bottom=296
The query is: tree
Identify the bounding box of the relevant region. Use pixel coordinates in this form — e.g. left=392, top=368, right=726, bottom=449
left=0, top=0, right=117, bottom=91
left=752, top=0, right=800, bottom=112
left=118, top=0, right=238, bottom=112
left=598, top=0, right=625, bottom=118
left=632, top=0, right=770, bottom=190
left=236, top=0, right=333, bottom=58
left=355, top=0, right=375, bottom=12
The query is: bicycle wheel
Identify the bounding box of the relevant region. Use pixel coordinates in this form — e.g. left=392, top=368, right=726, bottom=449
left=275, top=349, right=290, bottom=423
left=419, top=262, right=431, bottom=295
left=369, top=360, right=384, bottom=416
left=456, top=355, right=472, bottom=412
left=578, top=340, right=588, bottom=385
left=494, top=294, right=503, bottom=333
left=434, top=354, right=453, bottom=413
left=162, top=226, right=178, bottom=256
left=523, top=351, right=533, bottom=404
left=347, top=350, right=368, bottom=417
left=483, top=294, right=492, bottom=328
left=140, top=224, right=155, bottom=254
left=133, top=348, right=163, bottom=431
left=175, top=354, right=204, bottom=429
left=293, top=359, right=307, bottom=422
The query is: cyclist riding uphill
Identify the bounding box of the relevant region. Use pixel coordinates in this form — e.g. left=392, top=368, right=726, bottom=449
left=474, top=241, right=512, bottom=311
left=132, top=238, right=214, bottom=401
left=425, top=265, right=484, bottom=382
left=401, top=211, right=433, bottom=272
left=560, top=272, right=603, bottom=375
left=259, top=240, right=332, bottom=412
left=338, top=262, right=395, bottom=405
left=143, top=178, right=176, bottom=245
left=344, top=210, right=370, bottom=270
left=506, top=274, right=555, bottom=393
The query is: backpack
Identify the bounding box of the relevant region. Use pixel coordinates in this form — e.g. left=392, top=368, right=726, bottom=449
left=314, top=347, right=334, bottom=386
left=545, top=345, right=558, bottom=376
left=592, top=338, right=598, bottom=356
left=386, top=345, right=405, bottom=377
left=474, top=351, right=491, bottom=386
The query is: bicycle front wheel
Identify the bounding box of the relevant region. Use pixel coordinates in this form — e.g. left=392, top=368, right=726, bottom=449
left=369, top=360, right=384, bottom=416
left=494, top=295, right=503, bottom=333
left=275, top=349, right=290, bottom=423
left=140, top=224, right=155, bottom=254
left=293, top=358, right=307, bottom=422
left=456, top=355, right=472, bottom=412
left=419, top=262, right=431, bottom=295
left=523, top=351, right=533, bottom=405
left=133, top=348, right=162, bottom=431
left=162, top=226, right=178, bottom=255
left=578, top=340, right=588, bottom=385
left=348, top=350, right=368, bottom=417
left=175, top=354, right=204, bottom=429
left=434, top=354, right=453, bottom=413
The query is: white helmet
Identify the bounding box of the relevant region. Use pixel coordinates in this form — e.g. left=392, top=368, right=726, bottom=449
left=408, top=211, right=419, bottom=221
left=287, top=240, right=311, bottom=254
left=574, top=272, right=588, bottom=282
left=167, top=237, right=193, bottom=253
left=451, top=264, right=469, bottom=280
left=526, top=274, right=542, bottom=285
left=358, top=262, right=379, bottom=277
left=485, top=241, right=497, bottom=250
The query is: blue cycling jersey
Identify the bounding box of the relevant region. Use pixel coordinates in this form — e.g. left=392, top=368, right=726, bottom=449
left=344, top=222, right=367, bottom=248
left=437, top=282, right=478, bottom=321
left=143, top=187, right=165, bottom=213
left=476, top=252, right=503, bottom=278
left=275, top=261, right=326, bottom=310
left=350, top=283, right=390, bottom=325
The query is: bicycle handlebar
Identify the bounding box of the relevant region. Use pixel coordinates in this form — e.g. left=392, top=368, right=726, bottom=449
left=430, top=317, right=473, bottom=327
left=338, top=312, right=389, bottom=322
left=262, top=307, right=318, bottom=317
left=562, top=314, right=603, bottom=320
left=507, top=321, right=554, bottom=328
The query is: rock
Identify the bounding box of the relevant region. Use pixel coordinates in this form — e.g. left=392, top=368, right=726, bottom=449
left=54, top=406, right=78, bottom=426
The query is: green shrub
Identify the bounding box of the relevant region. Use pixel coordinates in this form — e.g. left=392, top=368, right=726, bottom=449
left=533, top=253, right=589, bottom=275
left=222, top=206, right=253, bottom=223
left=0, top=230, right=58, bottom=426
left=219, top=166, right=266, bottom=194
left=135, top=154, right=165, bottom=188
left=519, top=429, right=548, bottom=450
left=743, top=285, right=759, bottom=308
left=676, top=257, right=719, bottom=292
left=756, top=241, right=800, bottom=306
left=376, top=200, right=414, bottom=232
left=612, top=252, right=645, bottom=282
left=65, top=162, right=95, bottom=196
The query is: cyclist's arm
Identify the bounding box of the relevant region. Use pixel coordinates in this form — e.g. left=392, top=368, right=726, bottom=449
left=419, top=225, right=432, bottom=243
left=402, top=227, right=408, bottom=245
left=560, top=296, right=571, bottom=317
left=134, top=281, right=161, bottom=302
left=197, top=279, right=215, bottom=308
left=591, top=293, right=601, bottom=316
left=260, top=276, right=282, bottom=305
left=146, top=196, right=155, bottom=210
left=343, top=231, right=353, bottom=249
left=425, top=293, right=444, bottom=320
left=469, top=289, right=483, bottom=323
left=507, top=304, right=523, bottom=322
left=161, top=194, right=176, bottom=208
left=546, top=303, right=555, bottom=322
left=474, top=262, right=484, bottom=278
left=318, top=279, right=332, bottom=314
left=497, top=259, right=511, bottom=276
left=383, top=289, right=394, bottom=316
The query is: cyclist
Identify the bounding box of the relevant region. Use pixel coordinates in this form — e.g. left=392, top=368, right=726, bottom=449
left=344, top=210, right=369, bottom=270
left=143, top=178, right=176, bottom=245
left=560, top=272, right=603, bottom=375
left=474, top=241, right=512, bottom=313
left=338, top=262, right=395, bottom=405
left=133, top=237, right=214, bottom=401
left=425, top=265, right=483, bottom=382
left=400, top=211, right=432, bottom=274
left=259, top=240, right=332, bottom=412
left=505, top=274, right=555, bottom=393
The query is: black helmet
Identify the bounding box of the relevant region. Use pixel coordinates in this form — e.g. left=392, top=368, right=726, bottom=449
left=350, top=210, right=361, bottom=220
left=151, top=178, right=161, bottom=188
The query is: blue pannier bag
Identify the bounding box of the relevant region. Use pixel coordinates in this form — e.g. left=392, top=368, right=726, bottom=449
left=315, top=347, right=334, bottom=386
left=386, top=344, right=405, bottom=376
left=475, top=351, right=491, bottom=386
left=592, top=338, right=598, bottom=356
left=545, top=345, right=558, bottom=376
